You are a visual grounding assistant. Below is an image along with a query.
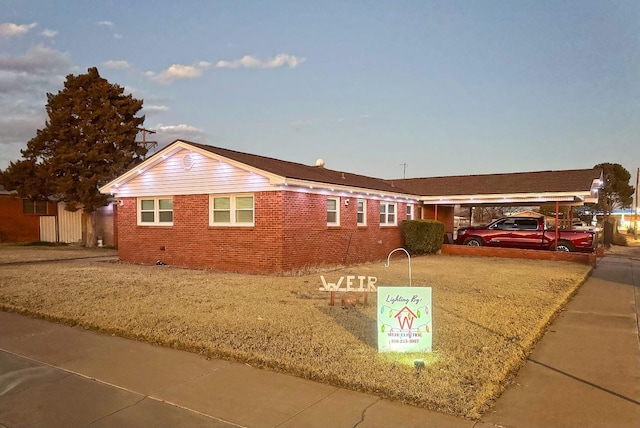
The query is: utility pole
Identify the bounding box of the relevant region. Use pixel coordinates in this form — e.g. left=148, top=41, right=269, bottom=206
left=137, top=128, right=157, bottom=159
left=400, top=163, right=408, bottom=179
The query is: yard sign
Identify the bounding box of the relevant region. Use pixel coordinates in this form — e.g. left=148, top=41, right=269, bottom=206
left=377, top=286, right=432, bottom=352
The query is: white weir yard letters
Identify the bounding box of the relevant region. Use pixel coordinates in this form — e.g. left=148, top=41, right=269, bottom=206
left=319, top=275, right=378, bottom=292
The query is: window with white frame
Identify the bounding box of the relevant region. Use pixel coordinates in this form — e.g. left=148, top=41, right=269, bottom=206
left=357, top=199, right=366, bottom=226
left=210, top=194, right=254, bottom=226
left=379, top=202, right=396, bottom=226
left=406, top=204, right=413, bottom=220
left=327, top=197, right=340, bottom=226
left=138, top=197, right=173, bottom=225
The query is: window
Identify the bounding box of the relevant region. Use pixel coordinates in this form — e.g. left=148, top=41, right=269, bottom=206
left=516, top=219, right=539, bottom=230
left=357, top=199, right=366, bottom=226
left=22, top=199, right=47, bottom=215
left=406, top=204, right=413, bottom=220
left=138, top=197, right=173, bottom=225
left=380, top=202, right=397, bottom=226
left=327, top=197, right=340, bottom=226
left=210, top=194, right=254, bottom=226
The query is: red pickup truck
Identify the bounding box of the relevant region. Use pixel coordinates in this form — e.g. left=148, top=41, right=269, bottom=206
left=455, top=217, right=595, bottom=252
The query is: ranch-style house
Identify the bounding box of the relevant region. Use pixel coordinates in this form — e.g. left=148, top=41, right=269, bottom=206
left=99, top=140, right=601, bottom=273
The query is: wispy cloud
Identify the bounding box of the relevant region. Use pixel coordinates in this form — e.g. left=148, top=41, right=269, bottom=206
left=292, top=120, right=312, bottom=131
left=143, top=105, right=170, bottom=114
left=40, top=29, right=57, bottom=38
left=146, top=61, right=211, bottom=84
left=96, top=20, right=122, bottom=39
left=156, top=123, right=203, bottom=134
left=154, top=123, right=206, bottom=144
left=215, top=53, right=305, bottom=69
left=0, top=22, right=37, bottom=37
left=103, top=60, right=130, bottom=69
left=0, top=45, right=71, bottom=76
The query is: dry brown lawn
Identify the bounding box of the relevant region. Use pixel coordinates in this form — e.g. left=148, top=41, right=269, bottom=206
left=0, top=246, right=591, bottom=419
left=0, top=243, right=117, bottom=263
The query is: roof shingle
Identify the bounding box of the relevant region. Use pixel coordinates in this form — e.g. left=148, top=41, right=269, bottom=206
left=184, top=141, right=409, bottom=194
left=391, top=169, right=602, bottom=197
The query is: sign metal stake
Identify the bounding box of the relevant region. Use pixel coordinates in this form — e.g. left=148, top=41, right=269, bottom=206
left=384, top=248, right=412, bottom=287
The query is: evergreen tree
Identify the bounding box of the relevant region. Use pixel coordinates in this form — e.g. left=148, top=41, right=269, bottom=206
left=0, top=67, right=146, bottom=246
left=592, top=163, right=634, bottom=219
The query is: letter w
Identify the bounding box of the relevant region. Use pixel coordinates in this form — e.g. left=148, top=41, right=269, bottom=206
left=397, top=315, right=414, bottom=330
left=319, top=276, right=343, bottom=291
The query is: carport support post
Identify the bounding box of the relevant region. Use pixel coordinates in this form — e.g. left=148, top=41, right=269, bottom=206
left=555, top=201, right=560, bottom=249
left=635, top=167, right=638, bottom=239
left=569, top=206, right=574, bottom=230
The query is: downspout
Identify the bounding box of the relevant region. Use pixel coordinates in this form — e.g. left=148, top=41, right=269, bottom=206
left=434, top=204, right=438, bottom=221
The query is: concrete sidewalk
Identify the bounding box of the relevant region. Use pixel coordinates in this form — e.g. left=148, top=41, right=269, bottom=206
left=478, top=255, right=640, bottom=428
left=0, top=313, right=471, bottom=428
left=1, top=256, right=639, bottom=427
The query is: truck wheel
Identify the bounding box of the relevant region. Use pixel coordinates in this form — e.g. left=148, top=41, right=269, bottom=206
left=464, top=237, right=483, bottom=247
left=556, top=241, right=574, bottom=252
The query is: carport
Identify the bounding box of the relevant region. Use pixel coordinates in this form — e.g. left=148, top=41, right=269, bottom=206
left=394, top=168, right=603, bottom=243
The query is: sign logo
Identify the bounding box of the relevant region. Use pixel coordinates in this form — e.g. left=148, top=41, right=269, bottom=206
left=377, top=287, right=432, bottom=353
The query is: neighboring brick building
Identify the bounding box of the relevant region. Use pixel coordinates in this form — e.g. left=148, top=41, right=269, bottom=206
left=0, top=185, right=116, bottom=246
left=0, top=186, right=58, bottom=242
left=100, top=140, right=601, bottom=274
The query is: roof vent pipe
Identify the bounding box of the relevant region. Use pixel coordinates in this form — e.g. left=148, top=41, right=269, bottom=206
left=315, top=158, right=325, bottom=168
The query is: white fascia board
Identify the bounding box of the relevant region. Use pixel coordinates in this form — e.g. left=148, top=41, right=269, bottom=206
left=282, top=178, right=420, bottom=201
left=420, top=191, right=592, bottom=205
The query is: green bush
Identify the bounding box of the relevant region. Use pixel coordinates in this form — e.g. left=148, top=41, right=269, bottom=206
left=401, top=220, right=444, bottom=254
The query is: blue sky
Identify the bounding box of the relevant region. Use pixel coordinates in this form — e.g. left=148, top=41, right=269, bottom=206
left=1, top=0, right=638, bottom=180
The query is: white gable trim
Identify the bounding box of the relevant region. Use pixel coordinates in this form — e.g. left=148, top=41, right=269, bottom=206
left=99, top=140, right=285, bottom=195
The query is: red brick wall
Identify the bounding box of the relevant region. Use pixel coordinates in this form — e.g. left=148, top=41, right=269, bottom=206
left=0, top=196, right=58, bottom=242
left=281, top=192, right=404, bottom=271
left=117, top=193, right=286, bottom=273
left=116, top=191, right=406, bottom=273
left=441, top=244, right=596, bottom=266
